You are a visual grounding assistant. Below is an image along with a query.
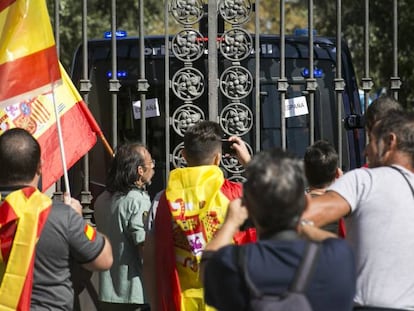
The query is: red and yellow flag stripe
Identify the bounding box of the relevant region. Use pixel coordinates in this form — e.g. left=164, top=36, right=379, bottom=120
left=0, top=0, right=60, bottom=108
left=0, top=187, right=52, bottom=311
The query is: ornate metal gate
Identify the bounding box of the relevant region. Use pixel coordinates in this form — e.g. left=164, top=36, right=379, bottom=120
left=49, top=1, right=402, bottom=309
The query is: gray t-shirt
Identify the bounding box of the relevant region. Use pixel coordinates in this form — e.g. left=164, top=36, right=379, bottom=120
left=32, top=201, right=106, bottom=310
left=328, top=165, right=414, bottom=310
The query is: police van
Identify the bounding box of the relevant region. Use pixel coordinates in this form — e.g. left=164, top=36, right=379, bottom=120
left=70, top=31, right=365, bottom=198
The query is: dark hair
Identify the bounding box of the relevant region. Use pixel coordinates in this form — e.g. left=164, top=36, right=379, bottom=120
left=183, top=121, right=222, bottom=165
left=372, top=110, right=414, bottom=166
left=244, top=148, right=305, bottom=236
left=106, top=142, right=146, bottom=194
left=304, top=140, right=338, bottom=188
left=365, top=95, right=402, bottom=132
left=0, top=128, right=41, bottom=185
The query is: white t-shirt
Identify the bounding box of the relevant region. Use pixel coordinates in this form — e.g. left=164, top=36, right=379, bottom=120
left=328, top=165, right=414, bottom=310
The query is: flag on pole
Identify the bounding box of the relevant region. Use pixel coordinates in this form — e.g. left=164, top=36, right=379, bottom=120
left=0, top=0, right=61, bottom=108
left=0, top=64, right=99, bottom=191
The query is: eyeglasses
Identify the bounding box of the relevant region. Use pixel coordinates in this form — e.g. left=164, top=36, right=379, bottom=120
left=146, top=159, right=155, bottom=167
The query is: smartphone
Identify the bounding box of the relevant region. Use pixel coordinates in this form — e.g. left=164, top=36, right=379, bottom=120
left=222, top=139, right=236, bottom=155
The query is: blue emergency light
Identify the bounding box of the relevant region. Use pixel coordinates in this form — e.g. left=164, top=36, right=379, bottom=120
left=106, top=70, right=128, bottom=78
left=104, top=30, right=128, bottom=39
left=294, top=28, right=317, bottom=36
left=301, top=67, right=324, bottom=78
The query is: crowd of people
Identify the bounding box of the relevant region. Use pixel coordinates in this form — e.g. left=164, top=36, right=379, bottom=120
left=1, top=95, right=413, bottom=311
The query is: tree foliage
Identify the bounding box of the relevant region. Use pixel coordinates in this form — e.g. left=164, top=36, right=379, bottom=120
left=313, top=0, right=414, bottom=108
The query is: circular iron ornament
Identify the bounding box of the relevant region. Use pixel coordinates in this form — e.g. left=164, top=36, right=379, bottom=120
left=218, top=0, right=252, bottom=25
left=220, top=103, right=253, bottom=136
left=170, top=0, right=204, bottom=25
left=172, top=104, right=205, bottom=137
left=227, top=175, right=247, bottom=183
left=219, top=28, right=252, bottom=61
left=172, top=142, right=187, bottom=168
left=172, top=29, right=205, bottom=62
left=221, top=140, right=253, bottom=174
left=172, top=67, right=205, bottom=101
left=220, top=66, right=253, bottom=100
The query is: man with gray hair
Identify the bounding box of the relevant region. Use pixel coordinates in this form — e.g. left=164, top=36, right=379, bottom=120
left=201, top=148, right=356, bottom=311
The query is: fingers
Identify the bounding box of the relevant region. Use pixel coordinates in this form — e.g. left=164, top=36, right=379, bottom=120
left=226, top=198, right=249, bottom=228
left=63, top=192, right=83, bottom=216
left=228, top=136, right=251, bottom=166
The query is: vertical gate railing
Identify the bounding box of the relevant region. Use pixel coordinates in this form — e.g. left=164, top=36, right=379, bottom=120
left=391, top=0, right=401, bottom=100
left=167, top=0, right=206, bottom=172
left=163, top=0, right=258, bottom=181
left=307, top=0, right=316, bottom=146
left=278, top=0, right=287, bottom=150
left=335, top=0, right=344, bottom=168
left=217, top=0, right=255, bottom=181
left=79, top=0, right=93, bottom=223
left=138, top=0, right=149, bottom=144
left=47, top=0, right=404, bottom=309
left=49, top=0, right=403, bottom=201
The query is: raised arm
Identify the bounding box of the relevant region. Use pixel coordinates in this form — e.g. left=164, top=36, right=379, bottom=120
left=302, top=191, right=351, bottom=227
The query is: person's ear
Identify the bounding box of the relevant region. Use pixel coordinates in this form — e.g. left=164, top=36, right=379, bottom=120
left=137, top=165, right=144, bottom=179
left=335, top=167, right=343, bottom=179
left=182, top=148, right=188, bottom=162
left=379, top=133, right=396, bottom=160
left=36, top=162, right=42, bottom=176
left=213, top=152, right=221, bottom=166
left=388, top=133, right=398, bottom=151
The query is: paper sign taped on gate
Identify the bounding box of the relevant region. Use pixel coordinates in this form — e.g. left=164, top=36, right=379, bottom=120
left=132, top=98, right=160, bottom=119
left=284, top=96, right=309, bottom=118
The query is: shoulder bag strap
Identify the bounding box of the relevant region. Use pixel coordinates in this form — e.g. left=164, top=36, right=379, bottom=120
left=289, top=242, right=321, bottom=293
left=236, top=246, right=263, bottom=298
left=389, top=165, right=414, bottom=198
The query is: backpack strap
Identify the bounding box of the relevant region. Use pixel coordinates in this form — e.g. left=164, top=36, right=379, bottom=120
left=289, top=242, right=320, bottom=293
left=237, top=246, right=262, bottom=298
left=236, top=241, right=321, bottom=298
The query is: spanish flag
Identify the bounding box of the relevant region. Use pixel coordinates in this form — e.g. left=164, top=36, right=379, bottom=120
left=0, top=0, right=61, bottom=108
left=0, top=64, right=99, bottom=191
left=0, top=187, right=52, bottom=311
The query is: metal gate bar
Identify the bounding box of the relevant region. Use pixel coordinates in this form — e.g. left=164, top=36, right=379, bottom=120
left=278, top=0, right=287, bottom=150
left=164, top=0, right=171, bottom=177
left=391, top=0, right=401, bottom=100
left=335, top=0, right=344, bottom=168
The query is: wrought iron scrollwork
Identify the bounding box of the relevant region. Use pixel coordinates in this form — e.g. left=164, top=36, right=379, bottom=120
left=220, top=66, right=253, bottom=100
left=172, top=67, right=205, bottom=101
left=172, top=29, right=205, bottom=62
left=170, top=0, right=204, bottom=25
left=220, top=102, right=253, bottom=136
left=172, top=142, right=187, bottom=168
left=172, top=104, right=205, bottom=136
left=220, top=28, right=252, bottom=61
left=227, top=175, right=247, bottom=183
left=218, top=0, right=252, bottom=25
